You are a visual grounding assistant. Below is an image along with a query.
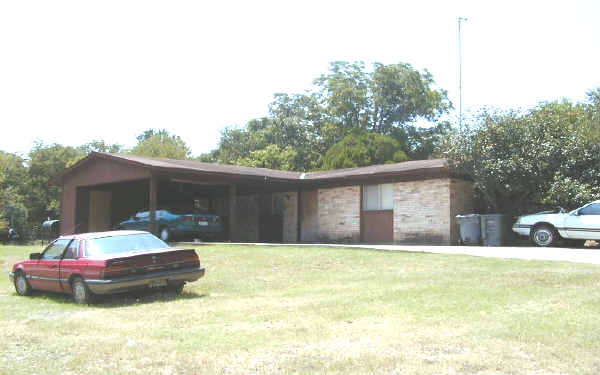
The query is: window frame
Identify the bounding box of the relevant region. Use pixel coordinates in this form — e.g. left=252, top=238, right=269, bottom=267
left=41, top=239, right=71, bottom=260
left=362, top=183, right=394, bottom=211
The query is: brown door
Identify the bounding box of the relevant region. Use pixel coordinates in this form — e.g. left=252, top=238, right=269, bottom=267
left=362, top=210, right=393, bottom=243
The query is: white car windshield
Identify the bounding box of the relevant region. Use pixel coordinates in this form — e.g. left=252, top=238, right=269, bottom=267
left=86, top=233, right=170, bottom=257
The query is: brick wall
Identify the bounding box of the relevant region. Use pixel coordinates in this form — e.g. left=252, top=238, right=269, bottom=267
left=318, top=186, right=360, bottom=242
left=393, top=178, right=452, bottom=245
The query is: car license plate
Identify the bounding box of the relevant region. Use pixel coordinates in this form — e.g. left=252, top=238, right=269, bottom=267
left=198, top=221, right=208, bottom=226
left=149, top=280, right=167, bottom=288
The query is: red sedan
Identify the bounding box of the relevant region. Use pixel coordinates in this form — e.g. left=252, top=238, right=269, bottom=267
left=9, top=231, right=205, bottom=304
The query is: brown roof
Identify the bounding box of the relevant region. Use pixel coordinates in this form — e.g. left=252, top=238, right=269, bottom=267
left=303, top=159, right=448, bottom=180
left=96, top=153, right=303, bottom=180
left=58, top=152, right=449, bottom=185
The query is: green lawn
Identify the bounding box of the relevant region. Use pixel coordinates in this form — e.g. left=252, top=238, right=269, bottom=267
left=1, top=244, right=600, bottom=374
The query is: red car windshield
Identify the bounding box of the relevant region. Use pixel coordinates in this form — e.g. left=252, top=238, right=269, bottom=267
left=86, top=233, right=170, bottom=257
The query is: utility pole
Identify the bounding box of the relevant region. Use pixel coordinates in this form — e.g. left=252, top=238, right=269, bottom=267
left=458, top=17, right=468, bottom=131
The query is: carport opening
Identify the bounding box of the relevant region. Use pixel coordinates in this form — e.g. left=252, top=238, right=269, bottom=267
left=75, top=178, right=231, bottom=241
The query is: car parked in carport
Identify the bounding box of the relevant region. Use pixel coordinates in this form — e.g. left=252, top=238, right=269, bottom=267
left=117, top=209, right=223, bottom=241
left=9, top=231, right=205, bottom=304
left=512, top=200, right=600, bottom=246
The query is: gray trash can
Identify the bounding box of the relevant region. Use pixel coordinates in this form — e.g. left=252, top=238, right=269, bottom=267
left=480, top=214, right=507, bottom=246
left=456, top=214, right=481, bottom=245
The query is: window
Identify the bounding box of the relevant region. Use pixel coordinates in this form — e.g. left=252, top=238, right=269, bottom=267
left=42, top=239, right=70, bottom=260
left=86, top=233, right=169, bottom=257
left=363, top=184, right=394, bottom=211
left=64, top=240, right=79, bottom=259
left=579, top=203, right=600, bottom=215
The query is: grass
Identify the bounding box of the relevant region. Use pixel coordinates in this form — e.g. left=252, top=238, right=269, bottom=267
left=1, top=243, right=600, bottom=374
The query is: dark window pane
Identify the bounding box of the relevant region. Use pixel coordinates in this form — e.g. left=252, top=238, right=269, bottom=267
left=579, top=203, right=600, bottom=215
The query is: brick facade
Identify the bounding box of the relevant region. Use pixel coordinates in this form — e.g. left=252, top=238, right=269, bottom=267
left=230, top=178, right=471, bottom=245
left=392, top=178, right=473, bottom=245
left=317, top=186, right=360, bottom=242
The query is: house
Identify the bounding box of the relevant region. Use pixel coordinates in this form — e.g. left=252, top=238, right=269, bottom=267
left=55, top=153, right=473, bottom=244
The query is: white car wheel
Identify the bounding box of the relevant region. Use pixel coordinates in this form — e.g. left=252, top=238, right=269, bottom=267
left=531, top=225, right=555, bottom=247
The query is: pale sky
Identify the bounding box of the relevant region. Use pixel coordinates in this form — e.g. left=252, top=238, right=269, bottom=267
left=1, top=0, right=598, bottom=157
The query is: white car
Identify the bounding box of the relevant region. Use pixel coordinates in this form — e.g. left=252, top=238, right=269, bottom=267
left=513, top=200, right=600, bottom=247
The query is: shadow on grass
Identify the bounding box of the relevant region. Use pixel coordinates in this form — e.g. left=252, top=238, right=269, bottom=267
left=16, top=288, right=207, bottom=308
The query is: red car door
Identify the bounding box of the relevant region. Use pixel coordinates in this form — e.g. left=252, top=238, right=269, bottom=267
left=58, top=239, right=81, bottom=293
left=28, top=239, right=71, bottom=293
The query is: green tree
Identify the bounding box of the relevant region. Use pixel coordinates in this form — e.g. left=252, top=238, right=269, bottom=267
left=236, top=144, right=298, bottom=170
left=0, top=152, right=29, bottom=239
left=78, top=140, right=125, bottom=154
left=322, top=131, right=408, bottom=170
left=202, top=61, right=451, bottom=171
left=0, top=187, right=28, bottom=241
left=442, top=93, right=600, bottom=214
left=26, top=142, right=84, bottom=226
left=131, top=129, right=191, bottom=159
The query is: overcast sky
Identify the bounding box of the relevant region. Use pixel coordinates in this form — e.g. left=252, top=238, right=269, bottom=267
left=1, top=0, right=598, bottom=157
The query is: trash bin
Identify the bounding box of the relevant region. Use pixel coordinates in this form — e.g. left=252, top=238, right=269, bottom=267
left=455, top=214, right=481, bottom=245
left=480, top=214, right=507, bottom=246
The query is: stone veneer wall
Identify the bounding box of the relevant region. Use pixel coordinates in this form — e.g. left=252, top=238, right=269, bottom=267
left=393, top=178, right=452, bottom=245
left=273, top=191, right=298, bottom=243
left=318, top=186, right=360, bottom=242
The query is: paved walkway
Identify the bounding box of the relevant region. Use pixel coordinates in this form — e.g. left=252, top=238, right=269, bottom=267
left=204, top=242, right=600, bottom=266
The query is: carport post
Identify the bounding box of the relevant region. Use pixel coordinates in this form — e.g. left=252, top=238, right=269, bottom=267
left=228, top=184, right=237, bottom=241
left=149, top=173, right=158, bottom=235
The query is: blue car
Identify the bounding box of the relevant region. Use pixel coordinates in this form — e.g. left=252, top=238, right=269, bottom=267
left=118, top=209, right=224, bottom=242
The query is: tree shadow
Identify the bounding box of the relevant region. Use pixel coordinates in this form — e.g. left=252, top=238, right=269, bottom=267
left=14, top=288, right=207, bottom=308
left=95, top=289, right=207, bottom=308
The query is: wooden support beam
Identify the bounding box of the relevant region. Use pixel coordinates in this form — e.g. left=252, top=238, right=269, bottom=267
left=149, top=174, right=158, bottom=235
left=297, top=189, right=302, bottom=243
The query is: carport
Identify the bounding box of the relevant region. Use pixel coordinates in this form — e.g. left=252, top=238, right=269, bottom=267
left=56, top=153, right=301, bottom=242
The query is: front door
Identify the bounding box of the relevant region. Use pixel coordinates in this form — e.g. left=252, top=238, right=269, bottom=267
left=564, top=203, right=600, bottom=240
left=28, top=239, right=71, bottom=293
left=361, top=184, right=394, bottom=243
left=362, top=210, right=393, bottom=243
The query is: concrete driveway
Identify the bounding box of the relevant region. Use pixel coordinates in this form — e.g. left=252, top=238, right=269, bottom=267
left=338, top=244, right=600, bottom=266
left=218, top=242, right=600, bottom=266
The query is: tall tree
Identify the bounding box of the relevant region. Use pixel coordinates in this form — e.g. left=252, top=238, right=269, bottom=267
left=322, top=131, right=408, bottom=170
left=442, top=92, right=600, bottom=214
left=26, top=143, right=84, bottom=226
left=78, top=140, right=125, bottom=154
left=203, top=61, right=451, bottom=171
left=0, top=152, right=29, bottom=238
left=131, top=129, right=191, bottom=159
